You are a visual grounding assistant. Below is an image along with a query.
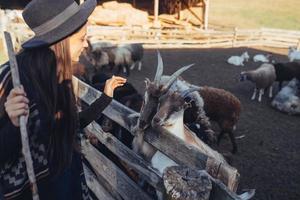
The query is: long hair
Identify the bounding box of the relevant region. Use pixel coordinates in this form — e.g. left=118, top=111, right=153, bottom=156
left=17, top=38, right=77, bottom=175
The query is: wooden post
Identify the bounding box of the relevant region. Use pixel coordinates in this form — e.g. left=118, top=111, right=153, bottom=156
left=4, top=32, right=40, bottom=200
left=203, top=0, right=209, bottom=30
left=232, top=27, right=238, bottom=47
left=0, top=9, right=8, bottom=59
left=297, top=39, right=300, bottom=50
left=163, top=166, right=212, bottom=200
left=177, top=0, right=182, bottom=20
left=154, top=0, right=160, bottom=28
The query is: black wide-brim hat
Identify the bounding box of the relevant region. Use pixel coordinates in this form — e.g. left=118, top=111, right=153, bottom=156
left=22, top=0, right=96, bottom=49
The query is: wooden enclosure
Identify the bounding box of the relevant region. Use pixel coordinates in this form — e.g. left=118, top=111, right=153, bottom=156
left=72, top=77, right=250, bottom=200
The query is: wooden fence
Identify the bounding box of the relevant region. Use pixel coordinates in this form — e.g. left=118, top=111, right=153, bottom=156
left=73, top=76, right=253, bottom=200
left=1, top=20, right=300, bottom=51
left=87, top=26, right=300, bottom=49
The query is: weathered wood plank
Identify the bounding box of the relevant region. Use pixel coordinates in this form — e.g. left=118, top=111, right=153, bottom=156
left=163, top=166, right=212, bottom=200
left=81, top=140, right=153, bottom=200
left=83, top=164, right=115, bottom=200
left=73, top=77, right=135, bottom=131
left=85, top=121, right=165, bottom=192
left=142, top=126, right=239, bottom=192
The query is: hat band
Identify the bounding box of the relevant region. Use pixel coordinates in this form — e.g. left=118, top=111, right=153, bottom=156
left=32, top=2, right=80, bottom=36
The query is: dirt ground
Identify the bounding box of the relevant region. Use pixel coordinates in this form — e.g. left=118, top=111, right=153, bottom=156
left=124, top=47, right=300, bottom=200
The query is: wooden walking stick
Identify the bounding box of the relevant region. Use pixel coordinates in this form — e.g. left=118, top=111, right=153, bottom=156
left=4, top=31, right=40, bottom=200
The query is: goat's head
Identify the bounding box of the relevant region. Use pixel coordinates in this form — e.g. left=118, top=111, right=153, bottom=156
left=242, top=51, right=250, bottom=61
left=138, top=52, right=192, bottom=130
left=151, top=87, right=200, bottom=128
left=83, top=40, right=109, bottom=69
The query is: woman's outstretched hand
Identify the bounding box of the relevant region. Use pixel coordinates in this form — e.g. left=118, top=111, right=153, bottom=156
left=4, top=86, right=29, bottom=127
left=104, top=75, right=127, bottom=97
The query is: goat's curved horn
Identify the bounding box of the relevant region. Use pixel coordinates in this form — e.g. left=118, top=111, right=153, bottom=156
left=153, top=51, right=164, bottom=85
left=181, top=86, right=201, bottom=98
left=163, top=64, right=194, bottom=91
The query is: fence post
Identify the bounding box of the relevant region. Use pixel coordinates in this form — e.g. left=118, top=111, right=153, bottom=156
left=163, top=166, right=212, bottom=200
left=297, top=39, right=300, bottom=50
left=232, top=27, right=238, bottom=47
left=0, top=9, right=8, bottom=59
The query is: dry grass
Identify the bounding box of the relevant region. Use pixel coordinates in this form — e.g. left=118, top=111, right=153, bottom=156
left=209, top=0, right=300, bottom=30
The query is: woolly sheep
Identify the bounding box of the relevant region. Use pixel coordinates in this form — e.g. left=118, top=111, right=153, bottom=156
left=227, top=52, right=250, bottom=66
left=253, top=54, right=272, bottom=63
left=240, top=63, right=276, bottom=102
left=271, top=78, right=300, bottom=115
left=84, top=41, right=143, bottom=76
left=273, top=62, right=300, bottom=90
left=288, top=47, right=300, bottom=62
left=185, top=86, right=241, bottom=153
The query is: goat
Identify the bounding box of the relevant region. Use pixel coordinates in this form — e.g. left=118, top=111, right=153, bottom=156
left=137, top=53, right=193, bottom=130
left=271, top=78, right=300, bottom=115
left=253, top=53, right=272, bottom=63
left=133, top=53, right=223, bottom=173
left=227, top=52, right=250, bottom=66
left=151, top=88, right=228, bottom=168
left=273, top=62, right=300, bottom=90
left=84, top=41, right=143, bottom=76
left=153, top=85, right=241, bottom=154
left=240, top=63, right=276, bottom=102
left=288, top=47, right=300, bottom=62
left=122, top=43, right=144, bottom=71
left=198, top=86, right=241, bottom=153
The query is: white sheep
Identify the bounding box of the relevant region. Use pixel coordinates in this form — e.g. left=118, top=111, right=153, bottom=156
left=271, top=78, right=300, bottom=115
left=253, top=54, right=272, bottom=63
left=240, top=63, right=277, bottom=102
left=288, top=47, right=300, bottom=62
left=227, top=52, right=250, bottom=66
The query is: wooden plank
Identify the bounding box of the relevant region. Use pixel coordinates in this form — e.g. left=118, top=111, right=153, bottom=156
left=85, top=121, right=165, bottom=192
left=73, top=78, right=135, bottom=131
left=81, top=140, right=153, bottom=200
left=83, top=164, right=115, bottom=200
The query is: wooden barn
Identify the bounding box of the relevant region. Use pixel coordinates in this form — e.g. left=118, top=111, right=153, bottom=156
left=0, top=0, right=210, bottom=29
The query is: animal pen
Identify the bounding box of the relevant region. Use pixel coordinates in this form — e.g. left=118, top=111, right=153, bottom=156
left=72, top=76, right=252, bottom=200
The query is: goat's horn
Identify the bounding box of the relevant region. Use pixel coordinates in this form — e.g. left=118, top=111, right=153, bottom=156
left=163, top=64, right=194, bottom=91
left=153, top=51, right=164, bottom=85
left=181, top=86, right=201, bottom=98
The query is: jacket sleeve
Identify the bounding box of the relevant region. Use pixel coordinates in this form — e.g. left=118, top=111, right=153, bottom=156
left=78, top=93, right=112, bottom=129
left=0, top=64, right=22, bottom=165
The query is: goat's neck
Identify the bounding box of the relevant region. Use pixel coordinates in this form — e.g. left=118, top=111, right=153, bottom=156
left=163, top=112, right=186, bottom=141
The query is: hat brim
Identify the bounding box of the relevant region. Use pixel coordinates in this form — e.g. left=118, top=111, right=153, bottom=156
left=22, top=0, right=96, bottom=49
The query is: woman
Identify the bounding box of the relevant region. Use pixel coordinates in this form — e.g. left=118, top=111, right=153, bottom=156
left=0, top=0, right=126, bottom=199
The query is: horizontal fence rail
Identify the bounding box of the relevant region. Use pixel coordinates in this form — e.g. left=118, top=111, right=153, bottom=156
left=87, top=26, right=300, bottom=49
left=1, top=16, right=300, bottom=50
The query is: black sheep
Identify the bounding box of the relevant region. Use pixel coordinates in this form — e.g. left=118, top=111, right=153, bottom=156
left=273, top=62, right=300, bottom=89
